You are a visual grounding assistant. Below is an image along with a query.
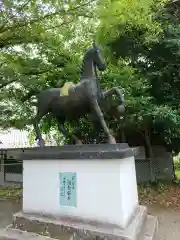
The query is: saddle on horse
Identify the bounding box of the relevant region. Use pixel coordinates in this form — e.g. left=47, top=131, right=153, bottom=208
left=60, top=82, right=74, bottom=96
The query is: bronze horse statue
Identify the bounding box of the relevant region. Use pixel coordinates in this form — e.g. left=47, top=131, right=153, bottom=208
left=33, top=42, right=125, bottom=146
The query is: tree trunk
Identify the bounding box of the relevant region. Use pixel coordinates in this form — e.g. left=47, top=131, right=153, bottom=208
left=144, top=127, right=155, bottom=182
left=121, top=130, right=126, bottom=143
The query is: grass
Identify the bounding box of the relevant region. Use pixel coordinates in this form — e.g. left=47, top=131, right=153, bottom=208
left=175, top=169, right=180, bottom=179
left=0, top=186, right=22, bottom=199
left=174, top=155, right=180, bottom=182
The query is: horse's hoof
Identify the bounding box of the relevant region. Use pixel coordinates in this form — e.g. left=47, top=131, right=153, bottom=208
left=38, top=139, right=45, bottom=147
left=108, top=136, right=116, bottom=144
left=117, top=105, right=125, bottom=114
left=75, top=140, right=83, bottom=145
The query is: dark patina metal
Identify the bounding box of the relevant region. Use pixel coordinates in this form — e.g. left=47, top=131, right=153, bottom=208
left=33, top=41, right=125, bottom=147
left=20, top=144, right=139, bottom=160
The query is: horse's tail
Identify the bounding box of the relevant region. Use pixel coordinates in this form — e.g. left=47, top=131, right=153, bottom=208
left=21, top=89, right=41, bottom=102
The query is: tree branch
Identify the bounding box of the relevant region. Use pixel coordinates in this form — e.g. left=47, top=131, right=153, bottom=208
left=0, top=0, right=95, bottom=34
left=0, top=16, right=77, bottom=49
left=0, top=31, right=41, bottom=49
left=23, top=67, right=54, bottom=76
left=45, top=19, right=75, bottom=31
left=0, top=0, right=32, bottom=32
left=0, top=79, right=17, bottom=89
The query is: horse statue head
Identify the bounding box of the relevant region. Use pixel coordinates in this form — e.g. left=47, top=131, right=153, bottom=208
left=92, top=40, right=106, bottom=71
left=80, top=41, right=106, bottom=79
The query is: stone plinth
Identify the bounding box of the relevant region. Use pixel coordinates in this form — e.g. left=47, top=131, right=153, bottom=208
left=22, top=143, right=138, bottom=229
left=2, top=144, right=157, bottom=240
left=12, top=205, right=158, bottom=240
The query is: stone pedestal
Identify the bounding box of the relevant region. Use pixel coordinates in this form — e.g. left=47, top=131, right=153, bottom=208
left=22, top=144, right=138, bottom=229
left=1, top=144, right=157, bottom=240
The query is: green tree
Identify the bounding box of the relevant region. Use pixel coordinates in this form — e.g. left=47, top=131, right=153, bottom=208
left=0, top=0, right=96, bottom=133
left=96, top=0, right=180, bottom=154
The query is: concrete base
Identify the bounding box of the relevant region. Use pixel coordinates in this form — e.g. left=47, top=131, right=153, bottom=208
left=0, top=205, right=157, bottom=240
left=0, top=227, right=56, bottom=240
left=139, top=214, right=158, bottom=240
left=22, top=145, right=139, bottom=229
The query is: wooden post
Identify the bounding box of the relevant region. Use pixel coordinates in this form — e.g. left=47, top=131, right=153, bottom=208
left=0, top=151, right=5, bottom=186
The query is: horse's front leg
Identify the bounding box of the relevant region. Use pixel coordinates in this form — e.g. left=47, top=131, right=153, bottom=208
left=103, top=87, right=125, bottom=114
left=91, top=100, right=116, bottom=144
left=33, top=110, right=46, bottom=147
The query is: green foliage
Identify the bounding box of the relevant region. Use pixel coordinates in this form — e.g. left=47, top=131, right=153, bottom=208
left=0, top=0, right=180, bottom=151
left=0, top=0, right=96, bottom=136
left=97, top=0, right=167, bottom=45
left=94, top=0, right=180, bottom=152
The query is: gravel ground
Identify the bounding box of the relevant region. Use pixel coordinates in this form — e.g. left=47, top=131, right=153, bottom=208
left=0, top=199, right=21, bottom=229
left=0, top=200, right=180, bottom=240
left=148, top=204, right=180, bottom=240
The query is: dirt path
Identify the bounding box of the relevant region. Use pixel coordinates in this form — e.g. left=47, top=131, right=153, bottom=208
left=148, top=204, right=180, bottom=240
left=0, top=200, right=180, bottom=240
left=0, top=200, right=21, bottom=229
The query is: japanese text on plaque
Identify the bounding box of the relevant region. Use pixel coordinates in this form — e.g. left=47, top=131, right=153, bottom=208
left=59, top=172, right=77, bottom=207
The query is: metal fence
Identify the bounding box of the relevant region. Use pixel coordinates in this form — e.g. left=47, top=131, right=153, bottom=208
left=0, top=149, right=23, bottom=185
left=135, top=146, right=175, bottom=183
left=135, top=157, right=175, bottom=183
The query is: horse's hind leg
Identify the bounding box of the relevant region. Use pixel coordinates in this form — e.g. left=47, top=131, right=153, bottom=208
left=91, top=100, right=116, bottom=144
left=58, top=122, right=82, bottom=145
left=33, top=110, right=46, bottom=147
